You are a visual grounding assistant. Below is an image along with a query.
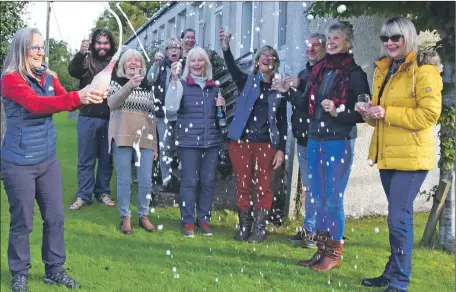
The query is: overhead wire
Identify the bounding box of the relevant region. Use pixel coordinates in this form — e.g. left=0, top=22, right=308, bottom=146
left=50, top=2, right=64, bottom=41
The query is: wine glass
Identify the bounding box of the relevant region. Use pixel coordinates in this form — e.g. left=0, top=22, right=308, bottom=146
left=135, top=68, right=145, bottom=77
left=356, top=94, right=371, bottom=111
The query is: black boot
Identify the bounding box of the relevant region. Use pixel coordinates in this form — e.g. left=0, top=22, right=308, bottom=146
left=234, top=208, right=253, bottom=241
left=247, top=209, right=268, bottom=243
left=361, top=275, right=390, bottom=287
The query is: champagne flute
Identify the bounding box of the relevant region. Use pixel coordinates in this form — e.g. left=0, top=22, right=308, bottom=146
left=356, top=94, right=371, bottom=111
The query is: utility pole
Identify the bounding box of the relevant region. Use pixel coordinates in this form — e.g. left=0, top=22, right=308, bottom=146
left=45, top=1, right=51, bottom=64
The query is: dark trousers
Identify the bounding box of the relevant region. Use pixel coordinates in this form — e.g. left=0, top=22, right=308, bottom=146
left=1, top=156, right=66, bottom=277
left=178, top=146, right=219, bottom=225
left=228, top=140, right=276, bottom=210
left=380, top=169, right=428, bottom=291
left=76, top=116, right=113, bottom=203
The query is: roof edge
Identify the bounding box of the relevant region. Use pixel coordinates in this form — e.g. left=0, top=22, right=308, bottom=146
left=124, top=1, right=178, bottom=45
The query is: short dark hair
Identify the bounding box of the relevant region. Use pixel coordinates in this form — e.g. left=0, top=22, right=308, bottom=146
left=180, top=28, right=196, bottom=40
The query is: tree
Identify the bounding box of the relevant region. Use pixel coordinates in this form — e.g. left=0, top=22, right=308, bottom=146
left=0, top=1, right=29, bottom=143
left=309, top=1, right=455, bottom=251
left=0, top=1, right=29, bottom=67
left=95, top=1, right=161, bottom=44
left=48, top=38, right=78, bottom=91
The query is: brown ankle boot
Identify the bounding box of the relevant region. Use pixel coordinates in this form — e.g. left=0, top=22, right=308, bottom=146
left=120, top=216, right=132, bottom=234
left=139, top=216, right=156, bottom=232
left=298, top=230, right=329, bottom=267
left=312, top=238, right=344, bottom=271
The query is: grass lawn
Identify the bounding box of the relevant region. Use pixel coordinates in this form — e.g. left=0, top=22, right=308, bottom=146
left=1, top=113, right=454, bottom=292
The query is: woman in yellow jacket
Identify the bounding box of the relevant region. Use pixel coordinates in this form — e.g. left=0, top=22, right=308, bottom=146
left=358, top=17, right=442, bottom=292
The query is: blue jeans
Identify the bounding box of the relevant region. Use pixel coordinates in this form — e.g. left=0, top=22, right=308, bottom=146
left=156, top=118, right=176, bottom=184
left=112, top=141, right=154, bottom=217
left=297, top=140, right=355, bottom=233
left=379, top=169, right=428, bottom=291
left=307, top=139, right=354, bottom=240
left=296, top=144, right=315, bottom=233
left=76, top=116, right=113, bottom=203
left=178, top=147, right=219, bottom=225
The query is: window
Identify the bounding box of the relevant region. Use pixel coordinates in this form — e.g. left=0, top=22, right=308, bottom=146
left=214, top=5, right=223, bottom=53
left=177, top=10, right=187, bottom=38
left=278, top=2, right=287, bottom=48
left=159, top=25, right=165, bottom=41
left=241, top=2, right=253, bottom=55
left=153, top=30, right=158, bottom=42
left=168, top=17, right=176, bottom=38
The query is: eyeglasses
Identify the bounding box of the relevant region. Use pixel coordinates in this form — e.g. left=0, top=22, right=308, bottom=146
left=379, top=35, right=403, bottom=42
left=260, top=54, right=274, bottom=60
left=29, top=45, right=46, bottom=52
left=167, top=46, right=181, bottom=51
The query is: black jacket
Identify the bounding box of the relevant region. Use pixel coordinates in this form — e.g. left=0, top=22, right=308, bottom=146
left=286, top=61, right=318, bottom=146
left=68, top=52, right=113, bottom=120
left=308, top=62, right=370, bottom=142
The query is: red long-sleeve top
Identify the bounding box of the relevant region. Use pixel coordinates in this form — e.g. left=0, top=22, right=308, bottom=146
left=1, top=72, right=82, bottom=115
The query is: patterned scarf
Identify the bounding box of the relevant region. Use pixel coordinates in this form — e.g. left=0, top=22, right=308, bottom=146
left=306, top=53, right=354, bottom=116
left=385, top=58, right=405, bottom=84
left=31, top=64, right=48, bottom=78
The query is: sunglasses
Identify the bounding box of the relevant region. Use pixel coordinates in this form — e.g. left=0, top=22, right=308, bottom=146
left=379, top=35, right=403, bottom=42
left=29, top=45, right=46, bottom=52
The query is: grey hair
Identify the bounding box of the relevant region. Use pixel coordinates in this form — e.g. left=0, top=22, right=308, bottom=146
left=181, top=47, right=212, bottom=80
left=327, top=21, right=355, bottom=49
left=161, top=37, right=182, bottom=53
left=380, top=16, right=418, bottom=57
left=308, top=32, right=327, bottom=47
left=116, top=49, right=147, bottom=78
left=1, top=27, right=49, bottom=79
left=253, top=45, right=280, bottom=75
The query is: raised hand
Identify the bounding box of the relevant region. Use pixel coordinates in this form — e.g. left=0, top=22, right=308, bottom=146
left=127, top=74, right=144, bottom=89
left=219, top=27, right=232, bottom=51
left=80, top=40, right=90, bottom=55
left=171, top=60, right=182, bottom=80
left=284, top=76, right=300, bottom=89
left=272, top=77, right=289, bottom=93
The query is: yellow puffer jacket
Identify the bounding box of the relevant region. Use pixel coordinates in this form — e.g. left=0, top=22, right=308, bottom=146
left=367, top=51, right=442, bottom=171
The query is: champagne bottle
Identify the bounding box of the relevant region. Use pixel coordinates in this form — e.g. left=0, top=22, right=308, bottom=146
left=216, top=88, right=228, bottom=135
left=90, top=58, right=118, bottom=92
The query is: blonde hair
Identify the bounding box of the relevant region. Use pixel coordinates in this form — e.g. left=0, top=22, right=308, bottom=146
left=253, top=45, right=280, bottom=75
left=116, top=49, right=146, bottom=78
left=181, top=47, right=212, bottom=80
left=1, top=27, right=54, bottom=79
left=380, top=16, right=418, bottom=57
